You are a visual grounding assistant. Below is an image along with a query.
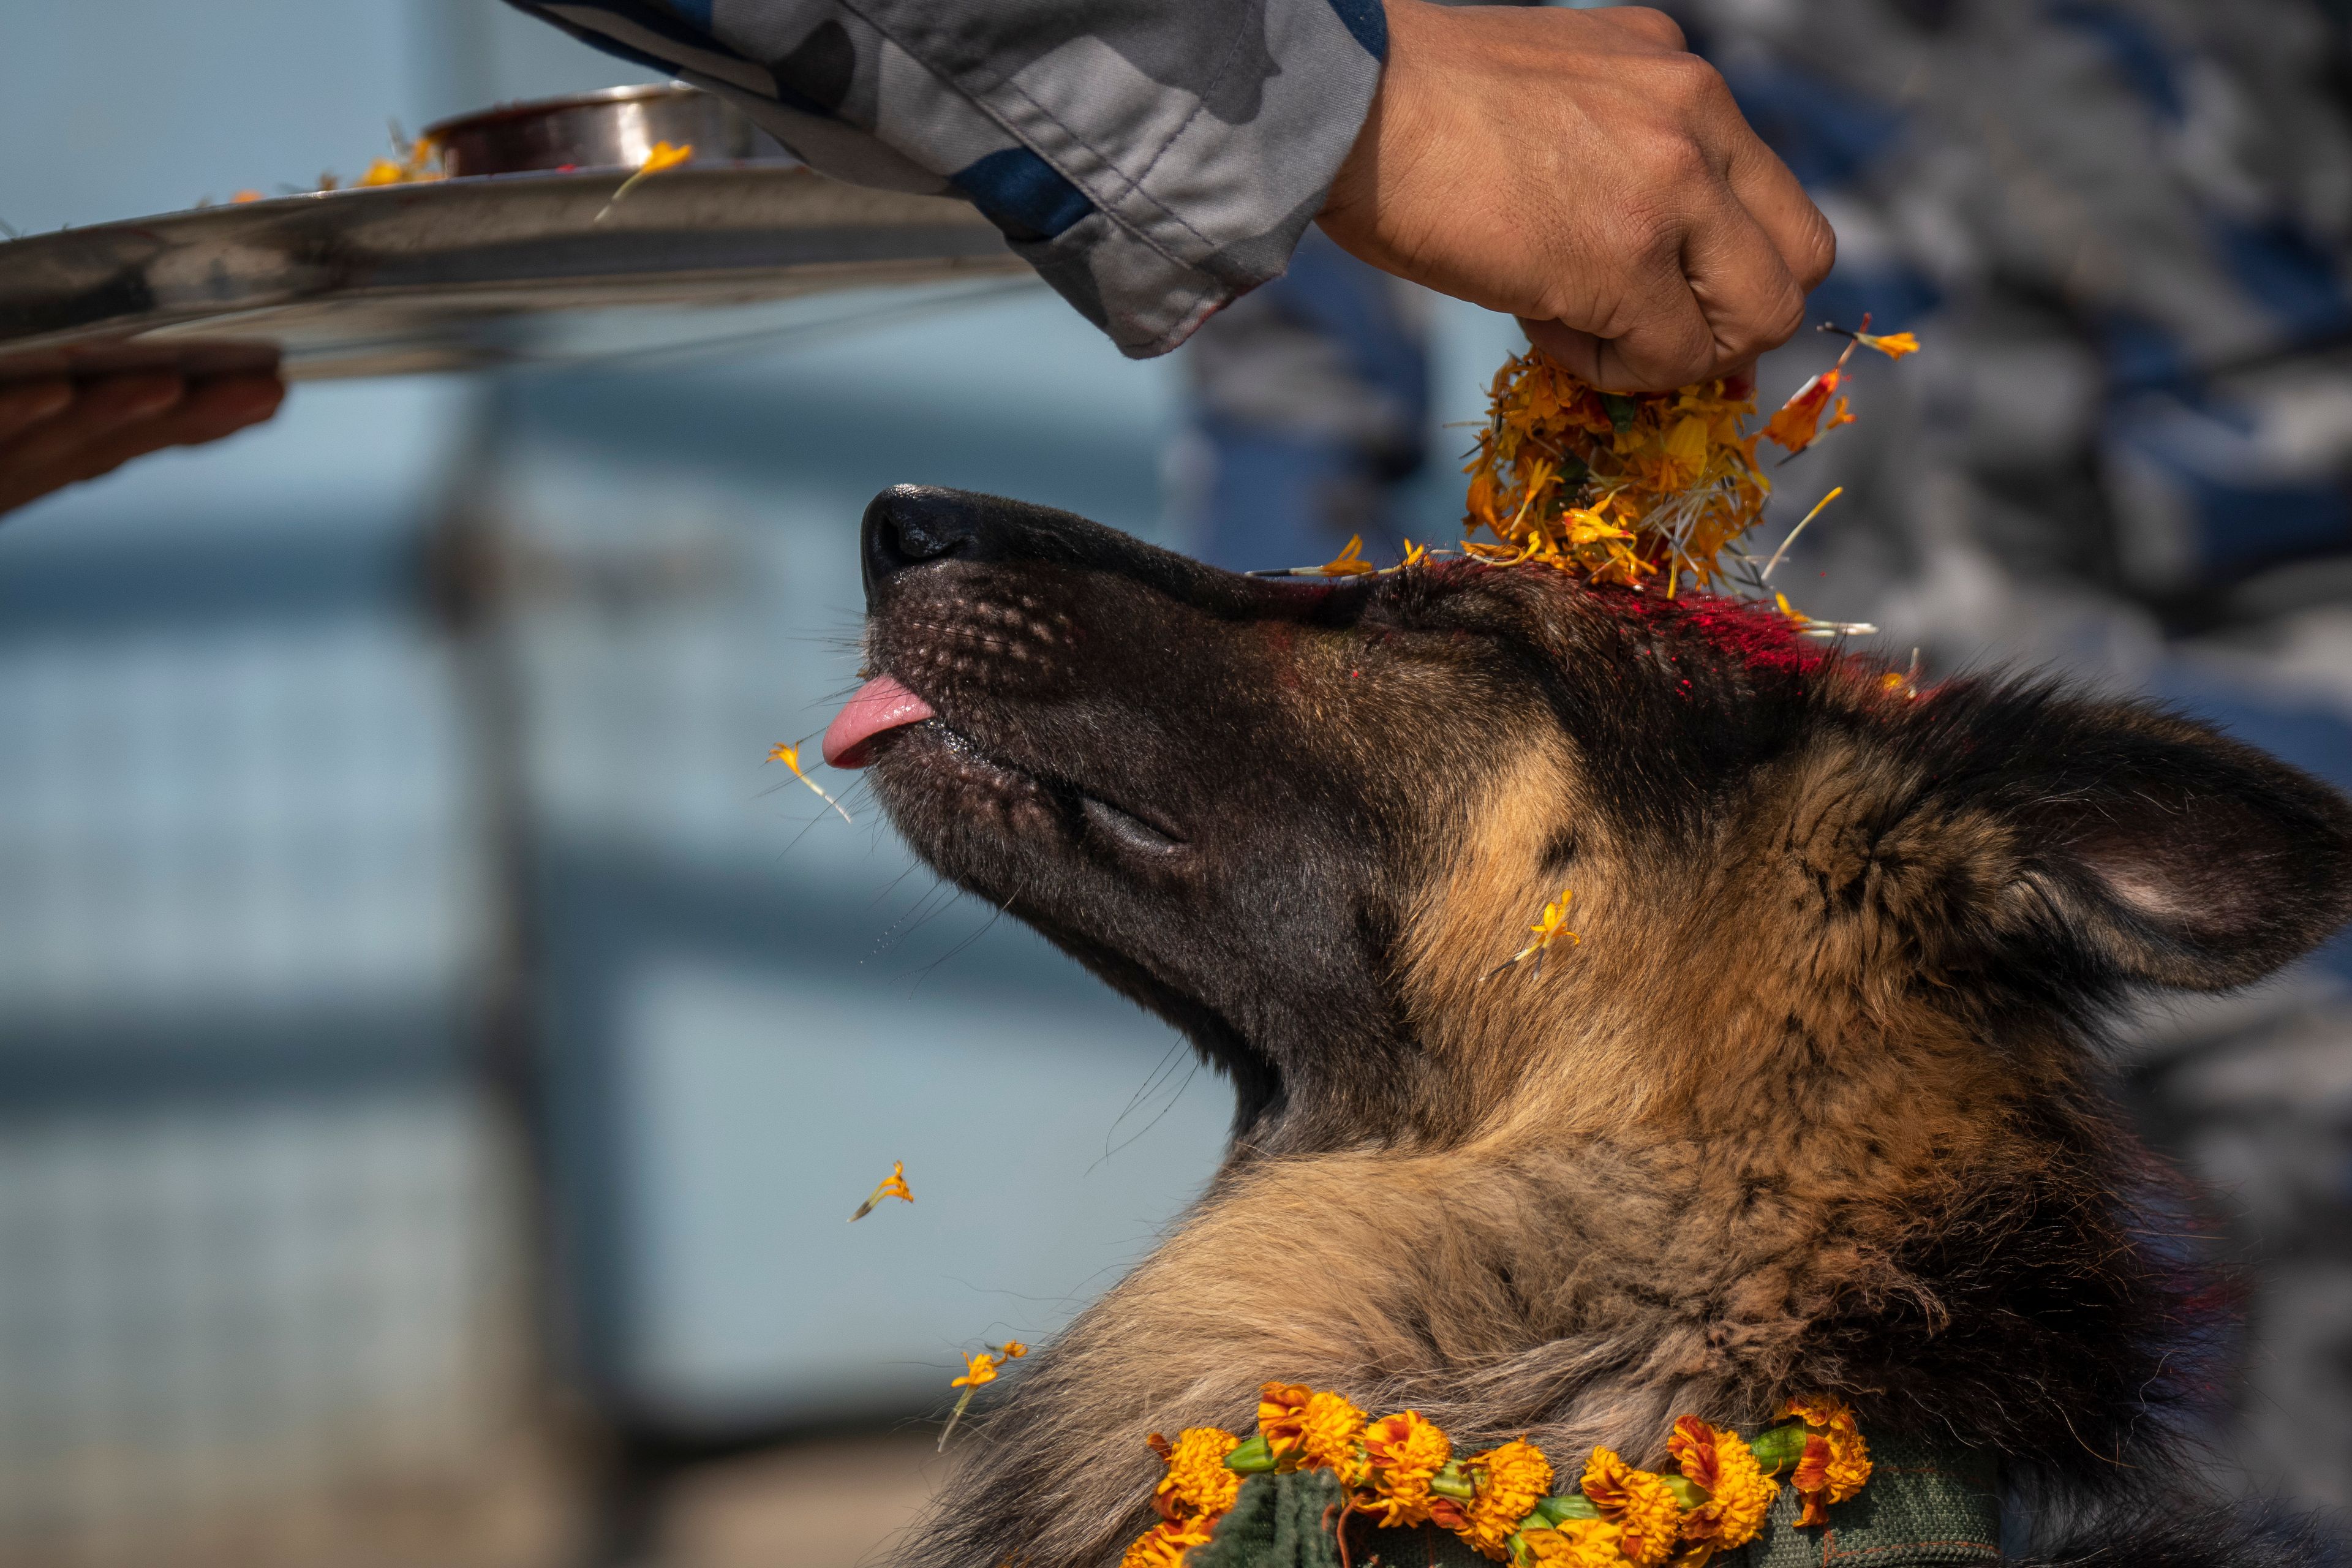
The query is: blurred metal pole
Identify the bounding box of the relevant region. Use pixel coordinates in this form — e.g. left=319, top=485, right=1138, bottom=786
left=419, top=378, right=619, bottom=1567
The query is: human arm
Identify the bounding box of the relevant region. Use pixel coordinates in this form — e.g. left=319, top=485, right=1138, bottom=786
left=507, top=0, right=1830, bottom=386
left=503, top=0, right=1385, bottom=358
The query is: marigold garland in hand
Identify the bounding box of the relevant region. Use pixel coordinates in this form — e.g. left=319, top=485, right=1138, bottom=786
left=1461, top=321, right=1916, bottom=616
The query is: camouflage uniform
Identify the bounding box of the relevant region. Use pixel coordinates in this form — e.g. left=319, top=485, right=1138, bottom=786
left=505, top=0, right=1388, bottom=356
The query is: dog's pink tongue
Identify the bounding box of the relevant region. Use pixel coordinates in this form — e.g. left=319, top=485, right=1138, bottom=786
left=823, top=675, right=936, bottom=768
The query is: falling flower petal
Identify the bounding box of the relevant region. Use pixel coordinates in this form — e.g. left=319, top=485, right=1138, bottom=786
left=1488, top=888, right=1578, bottom=980
left=938, top=1341, right=1028, bottom=1450
left=848, top=1158, right=913, bottom=1221
left=1762, top=372, right=1855, bottom=456
left=769, top=741, right=854, bottom=825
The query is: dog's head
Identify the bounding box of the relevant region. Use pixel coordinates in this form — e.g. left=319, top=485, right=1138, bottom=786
left=832, top=486, right=2352, bottom=1155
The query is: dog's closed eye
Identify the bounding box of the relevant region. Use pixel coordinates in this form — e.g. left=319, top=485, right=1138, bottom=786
left=1082, top=794, right=1186, bottom=858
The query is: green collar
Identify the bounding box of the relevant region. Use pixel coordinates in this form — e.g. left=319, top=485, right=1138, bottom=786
left=1190, top=1438, right=2000, bottom=1568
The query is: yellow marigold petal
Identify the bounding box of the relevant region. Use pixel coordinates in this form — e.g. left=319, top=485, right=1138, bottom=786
left=1157, top=1427, right=1243, bottom=1519
left=1667, top=1417, right=1777, bottom=1552
left=1310, top=534, right=1374, bottom=576
left=1120, top=1516, right=1216, bottom=1568
left=1780, top=1396, right=1871, bottom=1525
left=1581, top=1448, right=1685, bottom=1568
left=1520, top=1518, right=1629, bottom=1566
left=1257, top=1382, right=1316, bottom=1464
left=1299, top=1390, right=1370, bottom=1482
left=1456, top=1439, right=1554, bottom=1557
left=1360, top=1410, right=1452, bottom=1527
left=848, top=1158, right=914, bottom=1219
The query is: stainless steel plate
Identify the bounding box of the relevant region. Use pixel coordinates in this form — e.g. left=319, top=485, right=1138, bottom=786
left=0, top=165, right=1022, bottom=382
left=424, top=83, right=788, bottom=177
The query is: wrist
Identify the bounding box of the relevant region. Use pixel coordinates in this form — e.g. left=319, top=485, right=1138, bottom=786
left=1322, top=0, right=1441, bottom=227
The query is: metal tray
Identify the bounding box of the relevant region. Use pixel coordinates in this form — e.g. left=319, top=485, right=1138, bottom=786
left=0, top=163, right=1021, bottom=382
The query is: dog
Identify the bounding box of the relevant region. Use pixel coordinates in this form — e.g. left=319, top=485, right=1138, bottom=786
left=821, top=484, right=2352, bottom=1567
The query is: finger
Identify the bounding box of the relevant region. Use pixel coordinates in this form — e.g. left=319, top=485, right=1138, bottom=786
left=0, top=374, right=187, bottom=517
left=0, top=373, right=185, bottom=475
left=1721, top=133, right=1836, bottom=295
left=1679, top=192, right=1807, bottom=375
left=167, top=374, right=287, bottom=444
left=0, top=378, right=74, bottom=444
left=0, top=376, right=281, bottom=508
left=58, top=380, right=284, bottom=485
left=1518, top=244, right=1720, bottom=394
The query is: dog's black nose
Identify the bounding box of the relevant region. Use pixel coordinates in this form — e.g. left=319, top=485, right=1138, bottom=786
left=862, top=485, right=990, bottom=596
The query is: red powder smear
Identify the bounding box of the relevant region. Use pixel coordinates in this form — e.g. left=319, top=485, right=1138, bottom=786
left=1586, top=582, right=1829, bottom=678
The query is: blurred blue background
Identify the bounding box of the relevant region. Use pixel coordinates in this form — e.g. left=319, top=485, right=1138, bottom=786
left=10, top=1, right=2352, bottom=1564
left=0, top=7, right=1519, bottom=1564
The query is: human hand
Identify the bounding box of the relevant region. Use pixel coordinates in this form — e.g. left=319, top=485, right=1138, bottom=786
left=1316, top=0, right=1834, bottom=392
left=0, top=370, right=285, bottom=519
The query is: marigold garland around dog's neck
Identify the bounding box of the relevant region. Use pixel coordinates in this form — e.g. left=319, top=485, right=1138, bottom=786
left=1123, top=1387, right=1872, bottom=1567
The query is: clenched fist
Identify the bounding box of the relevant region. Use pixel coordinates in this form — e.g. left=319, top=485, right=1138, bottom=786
left=1318, top=1, right=1834, bottom=391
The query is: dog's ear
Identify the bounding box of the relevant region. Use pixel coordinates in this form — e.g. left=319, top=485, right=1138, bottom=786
left=1901, top=687, right=2352, bottom=992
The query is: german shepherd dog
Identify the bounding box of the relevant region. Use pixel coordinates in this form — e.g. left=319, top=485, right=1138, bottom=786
left=823, top=485, right=2352, bottom=1567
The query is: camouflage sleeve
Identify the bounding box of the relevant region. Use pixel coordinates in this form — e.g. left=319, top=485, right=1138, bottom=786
left=505, top=1, right=1389, bottom=356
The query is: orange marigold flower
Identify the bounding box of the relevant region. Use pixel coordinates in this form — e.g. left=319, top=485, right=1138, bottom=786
left=1581, top=1447, right=1685, bottom=1567
left=1120, top=1516, right=1216, bottom=1568
left=1298, top=1390, right=1371, bottom=1482
left=1519, top=1519, right=1629, bottom=1566
left=1256, top=1383, right=1317, bottom=1468
left=1856, top=330, right=1920, bottom=360
left=1360, top=1410, right=1452, bottom=1527
left=1156, top=1428, right=1242, bottom=1520
left=1457, top=1439, right=1554, bottom=1558
left=1667, top=1417, right=1777, bottom=1559
left=1780, top=1396, right=1871, bottom=1528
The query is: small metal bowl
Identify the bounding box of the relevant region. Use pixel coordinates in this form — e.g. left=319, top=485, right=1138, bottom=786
left=423, top=83, right=791, bottom=178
